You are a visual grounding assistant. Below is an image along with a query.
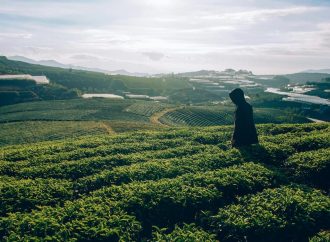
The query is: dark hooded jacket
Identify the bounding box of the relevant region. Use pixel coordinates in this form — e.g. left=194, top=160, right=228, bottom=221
left=229, top=88, right=258, bottom=147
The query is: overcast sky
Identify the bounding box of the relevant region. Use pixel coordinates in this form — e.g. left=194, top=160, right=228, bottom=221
left=1, top=0, right=330, bottom=74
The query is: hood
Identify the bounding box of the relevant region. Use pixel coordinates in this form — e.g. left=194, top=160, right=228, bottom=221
left=229, top=88, right=246, bottom=105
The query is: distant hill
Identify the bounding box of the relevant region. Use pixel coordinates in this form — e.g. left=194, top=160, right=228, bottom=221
left=301, top=69, right=330, bottom=74
left=8, top=56, right=149, bottom=77
left=110, top=69, right=150, bottom=77
left=9, top=56, right=69, bottom=69
left=285, top=72, right=330, bottom=84
left=0, top=56, right=190, bottom=97
left=176, top=69, right=253, bottom=77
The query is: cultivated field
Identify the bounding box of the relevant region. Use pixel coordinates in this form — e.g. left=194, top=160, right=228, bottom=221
left=0, top=123, right=329, bottom=241
left=159, top=106, right=309, bottom=126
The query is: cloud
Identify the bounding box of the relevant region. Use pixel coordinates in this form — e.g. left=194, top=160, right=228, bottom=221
left=142, top=52, right=165, bottom=61
left=0, top=0, right=329, bottom=74
left=202, top=6, right=322, bottom=24
left=0, top=32, right=32, bottom=39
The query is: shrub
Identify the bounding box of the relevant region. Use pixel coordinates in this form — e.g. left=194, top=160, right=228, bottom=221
left=284, top=148, right=330, bottom=188
left=211, top=185, right=330, bottom=242
left=151, top=224, right=216, bottom=242
left=0, top=177, right=73, bottom=215
left=309, top=231, right=330, bottom=242
left=0, top=198, right=142, bottom=241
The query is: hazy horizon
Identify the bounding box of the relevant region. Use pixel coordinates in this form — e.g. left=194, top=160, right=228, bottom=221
left=1, top=0, right=330, bottom=75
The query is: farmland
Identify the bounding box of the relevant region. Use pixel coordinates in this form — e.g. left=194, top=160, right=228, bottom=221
left=0, top=99, right=311, bottom=146
left=0, top=56, right=329, bottom=241
left=0, top=99, right=171, bottom=146
left=0, top=122, right=329, bottom=241
left=0, top=120, right=171, bottom=147
left=159, top=106, right=309, bottom=126
left=0, top=99, right=308, bottom=125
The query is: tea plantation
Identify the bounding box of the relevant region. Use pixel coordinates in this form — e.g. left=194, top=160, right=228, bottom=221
left=0, top=123, right=329, bottom=241
left=159, top=106, right=308, bottom=126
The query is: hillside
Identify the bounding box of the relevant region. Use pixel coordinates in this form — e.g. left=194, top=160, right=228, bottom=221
left=285, top=73, right=330, bottom=84
left=0, top=56, right=190, bottom=96
left=302, top=69, right=330, bottom=74
left=0, top=99, right=169, bottom=146
left=0, top=99, right=311, bottom=146
left=159, top=106, right=308, bottom=126
left=0, top=99, right=308, bottom=125
left=0, top=122, right=329, bottom=241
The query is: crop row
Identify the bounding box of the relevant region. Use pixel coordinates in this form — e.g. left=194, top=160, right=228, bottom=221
left=284, top=148, right=330, bottom=188
left=263, top=122, right=329, bottom=135
left=0, top=145, right=215, bottom=215
left=1, top=138, right=187, bottom=163
left=159, top=108, right=233, bottom=126
left=1, top=134, right=328, bottom=215
left=239, top=133, right=330, bottom=166
left=91, top=163, right=279, bottom=230
left=0, top=146, right=238, bottom=216
left=74, top=147, right=244, bottom=193
left=0, top=176, right=73, bottom=215
left=210, top=185, right=330, bottom=242
left=125, top=102, right=169, bottom=117
left=0, top=197, right=142, bottom=241
left=0, top=132, right=186, bottom=162
left=309, top=231, right=330, bottom=242
left=1, top=123, right=327, bottom=162
left=150, top=223, right=216, bottom=242
left=0, top=143, right=206, bottom=180
left=0, top=163, right=279, bottom=241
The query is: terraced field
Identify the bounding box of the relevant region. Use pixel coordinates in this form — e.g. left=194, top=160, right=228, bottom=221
left=0, top=99, right=169, bottom=123
left=0, top=100, right=169, bottom=146
left=0, top=120, right=165, bottom=147
left=0, top=122, right=329, bottom=241
left=159, top=106, right=309, bottom=126
left=125, top=102, right=170, bottom=117
left=0, top=121, right=111, bottom=146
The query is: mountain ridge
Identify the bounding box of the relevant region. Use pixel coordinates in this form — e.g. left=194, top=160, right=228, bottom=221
left=7, top=56, right=149, bottom=77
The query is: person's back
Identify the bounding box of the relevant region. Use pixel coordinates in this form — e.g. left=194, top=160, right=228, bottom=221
left=229, top=88, right=258, bottom=147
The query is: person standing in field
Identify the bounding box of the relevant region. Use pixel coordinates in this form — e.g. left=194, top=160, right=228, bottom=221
left=229, top=88, right=258, bottom=147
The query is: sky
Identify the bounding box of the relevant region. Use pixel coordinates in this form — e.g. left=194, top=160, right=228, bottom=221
left=0, top=0, right=330, bottom=74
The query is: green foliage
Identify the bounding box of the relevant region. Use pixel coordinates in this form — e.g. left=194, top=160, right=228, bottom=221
left=0, top=99, right=149, bottom=123
left=211, top=185, right=330, bottom=242
left=284, top=148, right=330, bottom=188
left=0, top=78, right=36, bottom=88
left=252, top=75, right=290, bottom=88
left=74, top=146, right=255, bottom=194
left=0, top=177, right=73, bottom=215
left=91, top=162, right=279, bottom=231
left=168, top=88, right=222, bottom=104
left=125, top=101, right=170, bottom=117
left=160, top=107, right=232, bottom=126
left=0, top=123, right=328, bottom=241
left=305, top=78, right=330, bottom=99
left=0, top=198, right=142, bottom=241
left=265, top=123, right=329, bottom=135
left=0, top=91, right=38, bottom=105
left=0, top=121, right=112, bottom=146
left=160, top=106, right=308, bottom=126
left=310, top=231, right=330, bottom=242
left=151, top=224, right=217, bottom=242
left=0, top=56, right=190, bottom=96
left=285, top=72, right=330, bottom=84
left=287, top=133, right=330, bottom=152
left=0, top=77, right=79, bottom=105
left=0, top=139, right=185, bottom=179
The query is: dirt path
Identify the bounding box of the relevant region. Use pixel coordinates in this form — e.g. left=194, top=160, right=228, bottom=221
left=150, top=107, right=179, bottom=126
left=100, top=122, right=115, bottom=134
